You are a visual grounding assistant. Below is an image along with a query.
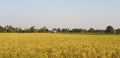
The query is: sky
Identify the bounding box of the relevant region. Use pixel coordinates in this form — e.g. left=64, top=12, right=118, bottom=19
left=0, top=0, right=120, bottom=29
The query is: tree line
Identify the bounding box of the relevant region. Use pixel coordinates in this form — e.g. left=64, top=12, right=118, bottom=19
left=0, top=25, right=120, bottom=34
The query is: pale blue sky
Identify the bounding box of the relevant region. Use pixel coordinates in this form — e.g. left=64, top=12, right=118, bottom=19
left=0, top=0, right=120, bottom=29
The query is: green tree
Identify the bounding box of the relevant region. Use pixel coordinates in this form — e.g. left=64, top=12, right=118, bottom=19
left=56, top=28, right=61, bottom=32
left=88, top=28, right=95, bottom=33
left=18, top=27, right=23, bottom=33
left=116, top=29, right=120, bottom=34
left=5, top=25, right=16, bottom=33
left=106, top=26, right=115, bottom=33
left=24, top=29, right=30, bottom=33
left=30, top=26, right=37, bottom=32
left=71, top=28, right=82, bottom=33
left=40, top=26, right=49, bottom=33
left=0, top=26, right=4, bottom=33
left=15, top=27, right=23, bottom=33
left=61, top=28, right=69, bottom=33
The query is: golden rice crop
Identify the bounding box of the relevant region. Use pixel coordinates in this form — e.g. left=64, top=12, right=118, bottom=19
left=0, top=33, right=120, bottom=58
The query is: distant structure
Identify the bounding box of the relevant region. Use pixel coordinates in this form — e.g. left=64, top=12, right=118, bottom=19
left=52, top=29, right=57, bottom=33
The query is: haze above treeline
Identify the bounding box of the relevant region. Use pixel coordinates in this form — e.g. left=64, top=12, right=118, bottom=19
left=0, top=0, right=120, bottom=29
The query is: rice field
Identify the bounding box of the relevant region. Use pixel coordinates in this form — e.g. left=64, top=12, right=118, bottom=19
left=0, top=33, right=120, bottom=58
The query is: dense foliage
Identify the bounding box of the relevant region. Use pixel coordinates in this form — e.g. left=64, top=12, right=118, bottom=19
left=0, top=25, right=120, bottom=34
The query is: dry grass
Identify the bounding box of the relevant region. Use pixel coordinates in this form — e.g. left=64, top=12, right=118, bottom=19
left=0, top=33, right=120, bottom=58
